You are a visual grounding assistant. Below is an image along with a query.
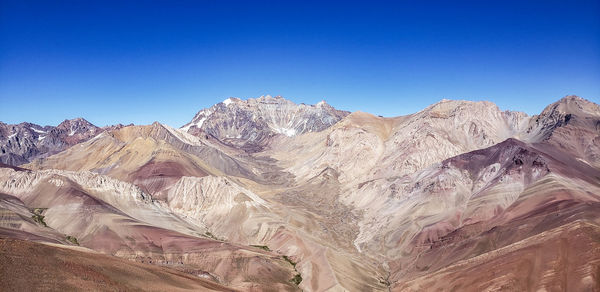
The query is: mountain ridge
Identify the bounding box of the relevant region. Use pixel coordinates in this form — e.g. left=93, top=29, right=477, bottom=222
left=1, top=94, right=599, bottom=291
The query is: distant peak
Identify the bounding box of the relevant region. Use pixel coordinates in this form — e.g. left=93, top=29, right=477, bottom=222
left=553, top=95, right=596, bottom=107
left=422, top=99, right=501, bottom=119
left=559, top=95, right=583, bottom=101
left=541, top=95, right=600, bottom=117
left=348, top=111, right=378, bottom=119
left=58, top=117, right=96, bottom=128
left=63, top=117, right=85, bottom=123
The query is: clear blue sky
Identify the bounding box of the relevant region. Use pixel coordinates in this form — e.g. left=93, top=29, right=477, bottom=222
left=1, top=0, right=599, bottom=127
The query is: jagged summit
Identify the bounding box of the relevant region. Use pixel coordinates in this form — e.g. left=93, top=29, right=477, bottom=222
left=181, top=95, right=350, bottom=152
left=56, top=117, right=100, bottom=137
left=0, top=118, right=103, bottom=165
left=58, top=117, right=89, bottom=124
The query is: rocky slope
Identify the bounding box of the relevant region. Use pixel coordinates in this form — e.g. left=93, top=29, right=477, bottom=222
left=181, top=95, right=350, bottom=152
left=2, top=95, right=600, bottom=291
left=0, top=166, right=299, bottom=291
left=26, top=120, right=387, bottom=291
left=263, top=95, right=600, bottom=290
left=267, top=99, right=530, bottom=184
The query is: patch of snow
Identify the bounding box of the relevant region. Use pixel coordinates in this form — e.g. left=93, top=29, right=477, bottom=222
left=8, top=133, right=17, bottom=139
left=223, top=98, right=233, bottom=106
left=196, top=117, right=207, bottom=127
left=274, top=127, right=297, bottom=137
left=38, top=135, right=46, bottom=141
left=181, top=117, right=207, bottom=132
left=180, top=123, right=192, bottom=132
left=317, top=100, right=326, bottom=106
left=69, top=129, right=76, bottom=136
left=30, top=127, right=47, bottom=134
left=181, top=109, right=213, bottom=132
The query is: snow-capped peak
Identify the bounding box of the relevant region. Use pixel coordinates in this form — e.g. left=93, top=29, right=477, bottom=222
left=180, top=95, right=350, bottom=151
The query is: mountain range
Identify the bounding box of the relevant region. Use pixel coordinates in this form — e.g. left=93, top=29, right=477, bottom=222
left=1, top=94, right=599, bottom=291
left=0, top=118, right=131, bottom=165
